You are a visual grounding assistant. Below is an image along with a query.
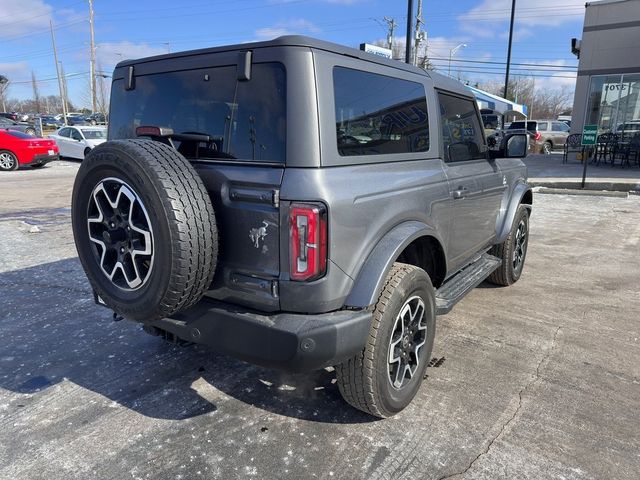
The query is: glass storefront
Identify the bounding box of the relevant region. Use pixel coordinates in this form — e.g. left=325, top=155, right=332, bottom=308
left=585, top=73, right=640, bottom=139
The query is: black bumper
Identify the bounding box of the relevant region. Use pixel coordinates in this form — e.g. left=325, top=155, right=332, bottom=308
left=25, top=153, right=58, bottom=166
left=145, top=298, right=372, bottom=372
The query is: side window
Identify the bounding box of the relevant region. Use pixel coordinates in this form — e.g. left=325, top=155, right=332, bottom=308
left=437, top=92, right=485, bottom=163
left=333, top=67, right=429, bottom=156
left=552, top=122, right=569, bottom=132
left=71, top=129, right=83, bottom=140
left=537, top=122, right=548, bottom=131
left=58, top=128, right=70, bottom=137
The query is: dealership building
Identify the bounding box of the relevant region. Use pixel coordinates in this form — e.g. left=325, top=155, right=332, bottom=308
left=571, top=0, right=640, bottom=137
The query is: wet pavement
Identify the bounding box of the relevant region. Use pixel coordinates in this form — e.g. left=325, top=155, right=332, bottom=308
left=1, top=161, right=639, bottom=479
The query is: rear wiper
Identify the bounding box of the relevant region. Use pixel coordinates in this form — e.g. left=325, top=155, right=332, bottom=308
left=135, top=126, right=218, bottom=144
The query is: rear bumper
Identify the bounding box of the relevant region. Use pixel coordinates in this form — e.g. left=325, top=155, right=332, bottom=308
left=144, top=298, right=372, bottom=372
left=23, top=153, right=58, bottom=166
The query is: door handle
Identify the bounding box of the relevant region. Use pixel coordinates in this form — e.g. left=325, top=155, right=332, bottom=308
left=453, top=186, right=468, bottom=199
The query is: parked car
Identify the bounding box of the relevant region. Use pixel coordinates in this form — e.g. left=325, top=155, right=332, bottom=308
left=38, top=115, right=64, bottom=128
left=0, top=129, right=59, bottom=171
left=0, top=112, right=19, bottom=121
left=50, top=126, right=107, bottom=159
left=508, top=120, right=570, bottom=154
left=87, top=112, right=107, bottom=125
left=71, top=35, right=532, bottom=418
left=0, top=116, right=37, bottom=136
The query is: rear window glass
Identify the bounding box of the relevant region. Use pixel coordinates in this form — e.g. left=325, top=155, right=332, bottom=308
left=81, top=129, right=107, bottom=139
left=109, top=63, right=286, bottom=163
left=5, top=130, right=32, bottom=139
left=333, top=67, right=429, bottom=156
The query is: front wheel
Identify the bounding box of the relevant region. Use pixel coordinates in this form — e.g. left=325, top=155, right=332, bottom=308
left=25, top=128, right=36, bottom=136
left=336, top=263, right=436, bottom=418
left=0, top=150, right=19, bottom=171
left=542, top=141, right=552, bottom=155
left=487, top=204, right=530, bottom=286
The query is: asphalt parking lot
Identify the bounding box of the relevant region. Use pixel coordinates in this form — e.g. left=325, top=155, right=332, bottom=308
left=1, top=161, right=639, bottom=480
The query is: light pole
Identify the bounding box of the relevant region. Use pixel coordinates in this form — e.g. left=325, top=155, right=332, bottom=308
left=448, top=43, right=467, bottom=77
left=0, top=75, right=8, bottom=112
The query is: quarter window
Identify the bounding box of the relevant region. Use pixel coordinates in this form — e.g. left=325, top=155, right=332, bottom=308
left=333, top=67, right=429, bottom=156
left=437, top=93, right=485, bottom=163
left=537, top=122, right=548, bottom=131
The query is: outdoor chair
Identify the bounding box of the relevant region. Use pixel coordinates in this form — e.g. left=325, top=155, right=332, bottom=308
left=563, top=133, right=583, bottom=164
left=593, top=133, right=616, bottom=166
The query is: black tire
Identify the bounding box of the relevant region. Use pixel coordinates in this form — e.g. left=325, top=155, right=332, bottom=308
left=488, top=205, right=529, bottom=286
left=25, top=128, right=36, bottom=136
left=72, top=139, right=218, bottom=322
left=0, top=150, right=19, bottom=171
left=542, top=141, right=552, bottom=155
left=83, top=147, right=91, bottom=159
left=336, top=263, right=436, bottom=418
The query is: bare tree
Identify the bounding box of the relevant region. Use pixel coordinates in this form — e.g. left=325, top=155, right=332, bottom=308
left=0, top=77, right=9, bottom=112
left=31, top=71, right=41, bottom=113
left=478, top=77, right=572, bottom=119
left=373, top=38, right=434, bottom=70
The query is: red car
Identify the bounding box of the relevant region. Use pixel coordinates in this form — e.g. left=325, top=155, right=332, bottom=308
left=0, top=129, right=59, bottom=171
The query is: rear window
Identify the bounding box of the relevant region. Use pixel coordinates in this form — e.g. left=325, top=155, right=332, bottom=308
left=109, top=63, right=286, bottom=163
left=5, top=130, right=32, bottom=139
left=509, top=121, right=537, bottom=132
left=81, top=129, right=107, bottom=139
left=333, top=67, right=429, bottom=156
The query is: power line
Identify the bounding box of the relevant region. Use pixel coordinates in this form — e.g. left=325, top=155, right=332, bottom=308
left=429, top=57, right=577, bottom=69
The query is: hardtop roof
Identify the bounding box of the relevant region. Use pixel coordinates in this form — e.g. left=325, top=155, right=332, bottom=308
left=115, top=35, right=473, bottom=98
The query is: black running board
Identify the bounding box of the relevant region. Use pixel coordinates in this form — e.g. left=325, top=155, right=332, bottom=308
left=435, top=253, right=501, bottom=315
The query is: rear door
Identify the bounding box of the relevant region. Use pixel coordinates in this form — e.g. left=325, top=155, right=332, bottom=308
left=108, top=53, right=287, bottom=311
left=552, top=121, right=570, bottom=146
left=437, top=92, right=505, bottom=271
left=53, top=128, right=72, bottom=157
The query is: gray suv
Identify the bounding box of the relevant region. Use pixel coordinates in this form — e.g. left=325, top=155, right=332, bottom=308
left=71, top=36, right=532, bottom=418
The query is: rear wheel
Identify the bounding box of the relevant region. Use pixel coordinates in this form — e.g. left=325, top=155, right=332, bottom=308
left=72, top=139, right=218, bottom=322
left=488, top=205, right=530, bottom=286
left=0, top=150, right=18, bottom=171
left=83, top=147, right=91, bottom=159
left=336, top=263, right=436, bottom=418
left=542, top=141, right=552, bottom=155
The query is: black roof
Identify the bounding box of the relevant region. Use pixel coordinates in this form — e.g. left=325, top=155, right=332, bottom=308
left=116, top=35, right=472, bottom=98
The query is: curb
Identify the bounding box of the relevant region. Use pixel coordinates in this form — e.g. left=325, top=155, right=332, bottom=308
left=529, top=179, right=640, bottom=193
left=532, top=187, right=629, bottom=198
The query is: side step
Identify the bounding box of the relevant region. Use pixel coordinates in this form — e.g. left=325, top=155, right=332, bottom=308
left=435, top=253, right=501, bottom=315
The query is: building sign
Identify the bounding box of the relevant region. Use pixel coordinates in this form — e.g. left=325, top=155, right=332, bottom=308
left=359, top=43, right=393, bottom=59
left=582, top=124, right=598, bottom=145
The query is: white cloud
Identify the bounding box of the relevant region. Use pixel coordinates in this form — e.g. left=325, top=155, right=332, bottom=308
left=254, top=19, right=320, bottom=40
left=0, top=0, right=52, bottom=38
left=95, top=42, right=168, bottom=72
left=0, top=61, right=29, bottom=77
left=458, top=0, right=585, bottom=36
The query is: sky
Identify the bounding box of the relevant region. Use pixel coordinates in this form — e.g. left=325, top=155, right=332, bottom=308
left=0, top=0, right=587, bottom=109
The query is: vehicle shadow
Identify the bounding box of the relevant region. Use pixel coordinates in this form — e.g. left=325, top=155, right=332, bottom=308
left=0, top=258, right=375, bottom=424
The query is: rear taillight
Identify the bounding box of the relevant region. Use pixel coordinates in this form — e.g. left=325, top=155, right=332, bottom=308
left=289, top=203, right=327, bottom=281
left=534, top=132, right=542, bottom=141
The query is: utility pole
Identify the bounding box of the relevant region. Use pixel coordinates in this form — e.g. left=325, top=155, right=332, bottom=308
left=383, top=17, right=397, bottom=52
left=504, top=0, right=516, bottom=99
left=89, top=0, right=97, bottom=113
left=413, top=0, right=424, bottom=66
left=405, top=0, right=414, bottom=64
left=50, top=20, right=68, bottom=124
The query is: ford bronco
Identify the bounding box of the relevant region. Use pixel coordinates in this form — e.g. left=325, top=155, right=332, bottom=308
left=71, top=36, right=532, bottom=418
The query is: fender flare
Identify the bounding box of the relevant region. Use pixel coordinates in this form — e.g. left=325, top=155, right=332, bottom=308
left=344, top=221, right=443, bottom=309
left=496, top=182, right=532, bottom=244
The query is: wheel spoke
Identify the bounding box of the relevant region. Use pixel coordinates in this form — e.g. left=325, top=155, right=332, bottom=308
left=387, top=295, right=427, bottom=390
left=87, top=177, right=154, bottom=291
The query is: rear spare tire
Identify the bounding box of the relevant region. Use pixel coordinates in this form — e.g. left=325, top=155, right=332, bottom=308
left=72, top=139, right=218, bottom=322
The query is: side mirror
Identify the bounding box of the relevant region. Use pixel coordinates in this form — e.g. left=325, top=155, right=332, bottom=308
left=489, top=133, right=529, bottom=159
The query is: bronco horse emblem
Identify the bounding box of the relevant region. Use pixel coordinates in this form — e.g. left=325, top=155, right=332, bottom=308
left=249, top=221, right=269, bottom=248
